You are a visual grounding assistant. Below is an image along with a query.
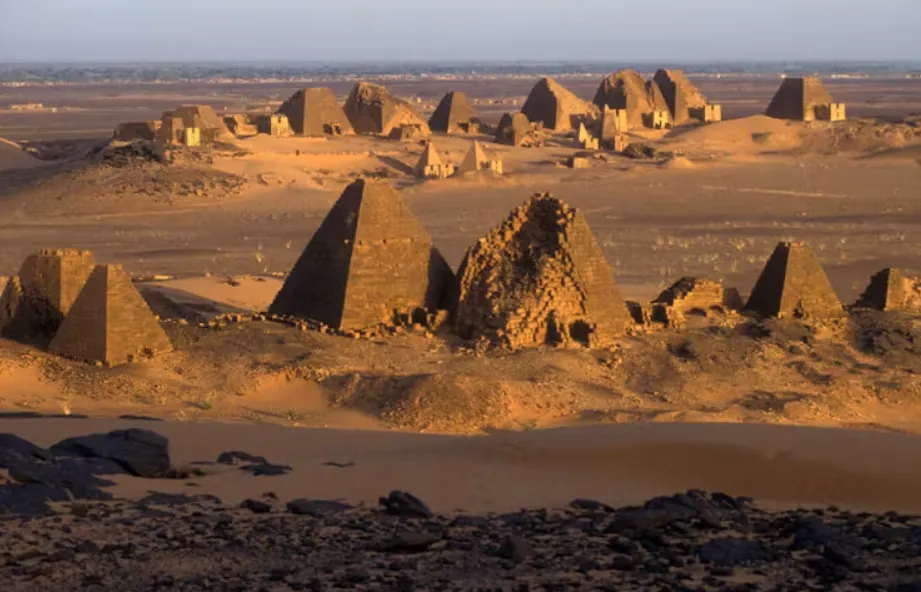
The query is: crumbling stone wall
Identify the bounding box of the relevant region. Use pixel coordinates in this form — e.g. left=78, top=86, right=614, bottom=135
left=594, top=70, right=668, bottom=129
left=855, top=268, right=921, bottom=312
left=495, top=113, right=543, bottom=147
left=454, top=193, right=630, bottom=349
left=651, top=277, right=742, bottom=326
left=653, top=69, right=709, bottom=125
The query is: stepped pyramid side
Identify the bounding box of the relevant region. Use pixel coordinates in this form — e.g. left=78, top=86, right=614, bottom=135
left=0, top=249, right=96, bottom=338
left=521, top=77, right=596, bottom=132
left=269, top=180, right=453, bottom=330
left=49, top=265, right=173, bottom=365
left=428, top=91, right=478, bottom=133
left=454, top=193, right=629, bottom=349
left=744, top=242, right=843, bottom=318
left=277, top=88, right=354, bottom=136
left=344, top=82, right=430, bottom=136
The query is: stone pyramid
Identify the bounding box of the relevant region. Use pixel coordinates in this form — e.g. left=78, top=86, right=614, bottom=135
left=457, top=141, right=489, bottom=174
left=344, top=82, right=430, bottom=136
left=162, top=105, right=232, bottom=141
left=652, top=69, right=708, bottom=125
left=0, top=249, right=96, bottom=339
left=766, top=77, right=836, bottom=121
left=854, top=268, right=921, bottom=312
left=268, top=179, right=454, bottom=330
left=428, top=91, right=479, bottom=133
left=594, top=70, right=667, bottom=129
left=414, top=142, right=453, bottom=178
left=743, top=242, right=844, bottom=319
left=521, top=77, right=597, bottom=132
left=277, top=87, right=354, bottom=136
left=495, top=112, right=541, bottom=147
left=49, top=265, right=173, bottom=366
left=453, top=193, right=630, bottom=349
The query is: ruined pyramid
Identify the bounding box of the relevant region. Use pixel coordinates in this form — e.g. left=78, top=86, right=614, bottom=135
left=268, top=179, right=454, bottom=330
left=453, top=193, right=631, bottom=349
left=277, top=88, right=354, bottom=136
left=161, top=105, right=232, bottom=142
left=652, top=69, right=709, bottom=125
left=428, top=91, right=479, bottom=133
left=495, top=112, right=542, bottom=147
left=854, top=268, right=921, bottom=312
left=0, top=249, right=96, bottom=339
left=49, top=264, right=173, bottom=366
left=457, top=141, right=502, bottom=175
left=743, top=242, right=844, bottom=319
left=766, top=77, right=841, bottom=122
left=344, top=82, right=430, bottom=136
left=521, top=77, right=597, bottom=132
left=593, top=70, right=669, bottom=129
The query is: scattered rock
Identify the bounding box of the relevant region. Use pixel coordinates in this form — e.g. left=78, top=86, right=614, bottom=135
left=379, top=490, right=433, bottom=518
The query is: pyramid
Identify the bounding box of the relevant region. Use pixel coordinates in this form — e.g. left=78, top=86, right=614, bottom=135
left=520, top=77, right=597, bottom=132
left=652, top=69, right=709, bottom=125
left=456, top=141, right=498, bottom=175
left=49, top=265, right=173, bottom=366
left=344, top=82, right=430, bottom=136
left=743, top=242, right=844, bottom=319
left=268, top=179, right=454, bottom=330
left=651, top=277, right=743, bottom=325
left=0, top=249, right=96, bottom=339
left=414, top=142, right=454, bottom=179
left=453, top=193, right=630, bottom=349
left=766, top=77, right=837, bottom=122
left=854, top=268, right=921, bottom=312
left=594, top=70, right=669, bottom=129
left=429, top=91, right=479, bottom=134
left=161, top=105, right=232, bottom=142
left=277, top=88, right=354, bottom=136
left=495, top=112, right=542, bottom=147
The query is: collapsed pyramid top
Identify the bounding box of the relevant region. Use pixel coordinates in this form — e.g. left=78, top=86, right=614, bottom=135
left=495, top=112, right=541, bottom=147
left=593, top=70, right=669, bottom=128
left=162, top=105, right=232, bottom=141
left=854, top=268, right=921, bottom=312
left=269, top=179, right=454, bottom=330
left=766, top=77, right=836, bottom=121
left=652, top=69, right=709, bottom=124
left=453, top=193, right=630, bottom=349
left=0, top=248, right=96, bottom=339
left=521, top=77, right=597, bottom=132
left=277, top=87, right=354, bottom=136
left=744, top=241, right=844, bottom=319
left=344, top=82, right=430, bottom=136
left=428, top=91, right=479, bottom=133
left=49, top=264, right=173, bottom=366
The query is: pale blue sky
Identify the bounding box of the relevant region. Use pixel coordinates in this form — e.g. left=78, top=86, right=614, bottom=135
left=0, top=0, right=918, bottom=63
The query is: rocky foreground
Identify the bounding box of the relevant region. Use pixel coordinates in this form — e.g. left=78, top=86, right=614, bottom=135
left=2, top=429, right=921, bottom=590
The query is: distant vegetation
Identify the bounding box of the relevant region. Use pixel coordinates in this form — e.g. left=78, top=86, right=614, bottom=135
left=1, top=61, right=920, bottom=85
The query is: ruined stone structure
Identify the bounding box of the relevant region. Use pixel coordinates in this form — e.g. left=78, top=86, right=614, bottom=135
left=454, top=193, right=630, bottom=349
left=388, top=123, right=430, bottom=142
left=156, top=116, right=185, bottom=145
left=744, top=242, right=844, bottom=319
left=652, top=69, right=709, bottom=125
left=457, top=141, right=503, bottom=175
left=594, top=70, right=671, bottom=129
left=223, top=115, right=259, bottom=137
left=256, top=114, right=293, bottom=137
left=495, top=112, right=543, bottom=147
left=277, top=88, right=354, bottom=136
left=766, top=77, right=844, bottom=122
left=429, top=91, right=480, bottom=134
left=568, top=156, right=591, bottom=169
left=112, top=121, right=161, bottom=142
left=599, top=106, right=628, bottom=142
left=344, top=82, right=430, bottom=136
left=0, top=249, right=96, bottom=339
left=521, top=77, right=597, bottom=132
left=854, top=268, right=921, bottom=312
left=651, top=277, right=743, bottom=326
left=49, top=265, right=173, bottom=366
left=268, top=179, right=454, bottom=330
left=646, top=111, right=671, bottom=129
left=182, top=127, right=201, bottom=147
left=414, top=142, right=454, bottom=179
left=689, top=104, right=722, bottom=123
left=159, top=105, right=232, bottom=143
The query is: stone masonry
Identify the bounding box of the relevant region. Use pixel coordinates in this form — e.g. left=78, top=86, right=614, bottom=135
left=744, top=241, right=844, bottom=319
left=854, top=268, right=921, bottom=312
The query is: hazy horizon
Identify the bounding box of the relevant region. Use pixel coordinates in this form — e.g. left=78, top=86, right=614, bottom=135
left=1, top=0, right=919, bottom=63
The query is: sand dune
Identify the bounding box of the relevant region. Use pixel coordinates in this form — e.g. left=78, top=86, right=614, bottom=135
left=0, top=140, right=44, bottom=171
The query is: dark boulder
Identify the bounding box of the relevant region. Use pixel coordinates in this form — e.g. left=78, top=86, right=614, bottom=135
left=50, top=429, right=171, bottom=478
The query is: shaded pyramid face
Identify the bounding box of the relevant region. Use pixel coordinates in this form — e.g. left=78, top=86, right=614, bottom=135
left=766, top=77, right=835, bottom=121
left=855, top=268, right=921, bottom=312
left=652, top=69, right=708, bottom=124
left=49, top=265, right=173, bottom=366
left=454, top=193, right=630, bottom=349
left=428, top=91, right=477, bottom=133
left=277, top=88, right=354, bottom=136
left=0, top=249, right=96, bottom=340
left=416, top=142, right=444, bottom=171
left=458, top=141, right=489, bottom=174
left=269, top=179, right=454, bottom=330
left=521, top=77, right=595, bottom=132
left=744, top=242, right=844, bottom=319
